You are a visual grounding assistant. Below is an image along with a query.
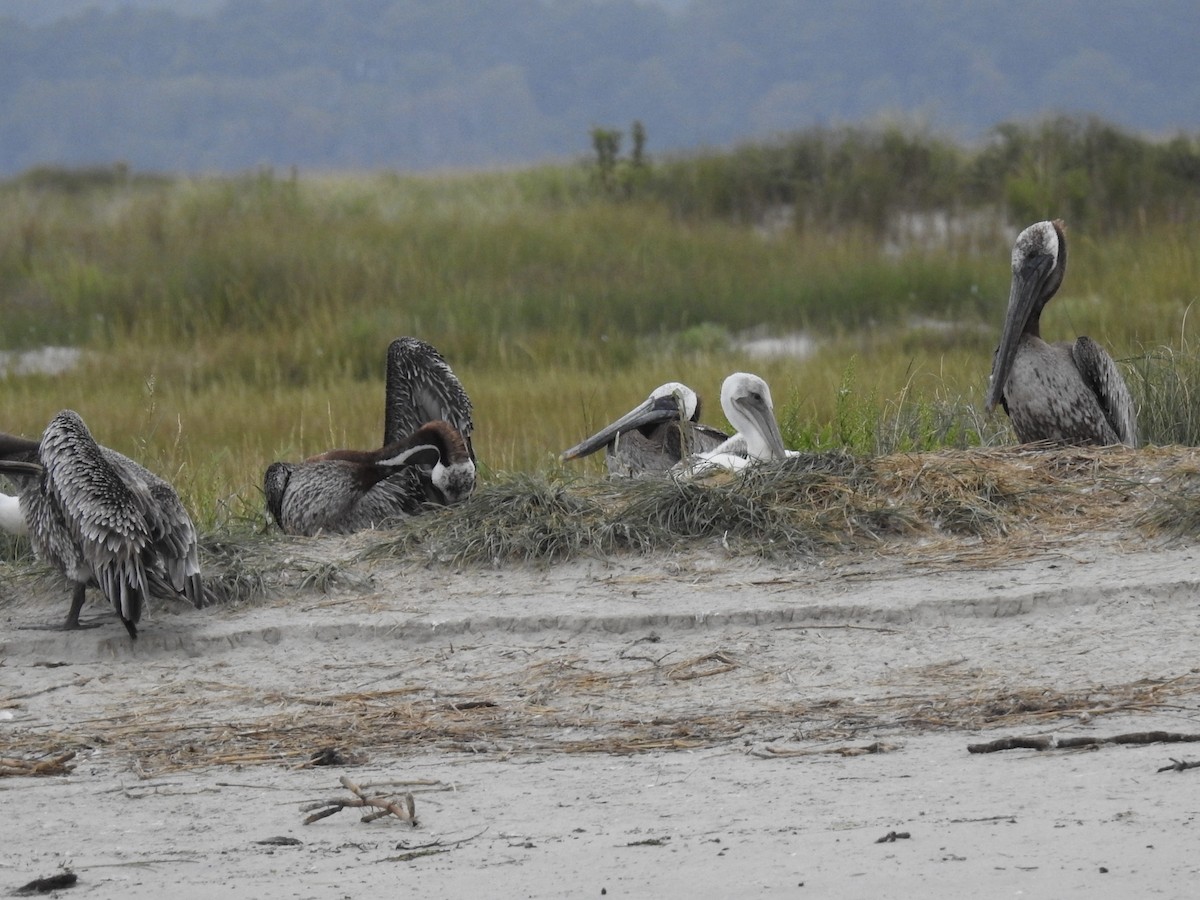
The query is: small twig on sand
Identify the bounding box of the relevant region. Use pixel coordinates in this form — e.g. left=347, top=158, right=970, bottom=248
left=301, top=776, right=418, bottom=826
left=1157, top=758, right=1200, bottom=773
left=875, top=831, right=911, bottom=843
left=968, top=731, right=1200, bottom=754
left=0, top=751, right=76, bottom=778
left=376, top=826, right=489, bottom=863
left=751, top=741, right=898, bottom=759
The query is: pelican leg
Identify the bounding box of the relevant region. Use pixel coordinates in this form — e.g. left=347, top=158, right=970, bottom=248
left=63, top=583, right=104, bottom=631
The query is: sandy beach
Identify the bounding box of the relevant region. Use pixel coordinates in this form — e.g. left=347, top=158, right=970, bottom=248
left=3, top=511, right=1200, bottom=898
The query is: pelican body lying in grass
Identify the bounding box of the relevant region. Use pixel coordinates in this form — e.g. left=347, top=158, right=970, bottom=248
left=264, top=337, right=477, bottom=537
left=561, top=382, right=729, bottom=476
left=264, top=421, right=468, bottom=537
left=985, top=220, right=1138, bottom=447
left=677, top=372, right=793, bottom=475
left=0, top=410, right=204, bottom=639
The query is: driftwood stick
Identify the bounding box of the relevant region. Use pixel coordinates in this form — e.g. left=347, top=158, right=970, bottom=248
left=301, top=775, right=417, bottom=825
left=1157, top=758, right=1200, bottom=773
left=0, top=751, right=77, bottom=778
left=968, top=731, right=1200, bottom=755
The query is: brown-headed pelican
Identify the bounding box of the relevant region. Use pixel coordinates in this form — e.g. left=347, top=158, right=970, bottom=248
left=264, top=420, right=467, bottom=536
left=0, top=411, right=204, bottom=638
left=381, top=337, right=477, bottom=505
left=678, top=372, right=792, bottom=475
left=561, top=382, right=730, bottom=476
left=986, top=220, right=1138, bottom=446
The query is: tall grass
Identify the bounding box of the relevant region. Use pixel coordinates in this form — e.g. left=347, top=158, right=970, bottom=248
left=1, top=119, right=1199, bottom=530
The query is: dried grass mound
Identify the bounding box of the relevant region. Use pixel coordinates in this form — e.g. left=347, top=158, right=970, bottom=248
left=377, top=444, right=1200, bottom=568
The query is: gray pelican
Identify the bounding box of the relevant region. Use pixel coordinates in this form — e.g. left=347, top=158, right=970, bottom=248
left=0, top=410, right=204, bottom=638
left=381, top=336, right=477, bottom=506
left=561, top=382, right=730, bottom=476
left=678, top=372, right=791, bottom=474
left=264, top=420, right=466, bottom=537
left=986, top=220, right=1138, bottom=446
left=385, top=337, right=475, bottom=456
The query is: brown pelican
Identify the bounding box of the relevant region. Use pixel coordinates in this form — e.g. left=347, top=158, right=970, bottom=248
left=985, top=220, right=1138, bottom=446
left=677, top=372, right=791, bottom=474
left=561, top=382, right=730, bottom=476
left=381, top=336, right=477, bottom=506
left=0, top=410, right=204, bottom=638
left=385, top=337, right=475, bottom=455
left=264, top=420, right=464, bottom=536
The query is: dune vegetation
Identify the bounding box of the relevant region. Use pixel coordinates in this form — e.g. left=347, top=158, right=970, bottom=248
left=1, top=116, right=1199, bottom=535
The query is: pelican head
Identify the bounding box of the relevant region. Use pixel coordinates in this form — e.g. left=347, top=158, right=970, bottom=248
left=986, top=219, right=1068, bottom=413
left=720, top=373, right=788, bottom=462
left=561, top=382, right=699, bottom=461
left=405, top=420, right=475, bottom=504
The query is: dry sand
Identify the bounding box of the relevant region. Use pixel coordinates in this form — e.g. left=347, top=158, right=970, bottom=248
left=3, top=527, right=1200, bottom=898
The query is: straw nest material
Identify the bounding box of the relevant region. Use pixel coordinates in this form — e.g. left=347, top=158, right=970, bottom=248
left=376, top=444, right=1200, bottom=568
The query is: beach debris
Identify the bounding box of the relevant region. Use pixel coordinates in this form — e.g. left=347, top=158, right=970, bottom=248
left=0, top=751, right=76, bottom=778
left=1157, top=758, right=1200, bottom=773
left=875, top=830, right=911, bottom=843
left=302, top=775, right=417, bottom=826
left=968, top=731, right=1200, bottom=754
left=751, top=741, right=898, bottom=759
left=254, top=836, right=303, bottom=846
left=13, top=871, right=78, bottom=895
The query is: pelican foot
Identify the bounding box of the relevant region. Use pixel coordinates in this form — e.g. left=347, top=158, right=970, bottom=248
left=17, top=619, right=107, bottom=632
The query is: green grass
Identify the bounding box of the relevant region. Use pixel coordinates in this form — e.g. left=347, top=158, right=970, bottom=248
left=1, top=130, right=1199, bottom=532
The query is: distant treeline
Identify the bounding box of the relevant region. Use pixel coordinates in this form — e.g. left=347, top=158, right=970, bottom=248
left=599, top=116, right=1200, bottom=235
left=10, top=116, right=1200, bottom=241
left=3, top=0, right=1198, bottom=176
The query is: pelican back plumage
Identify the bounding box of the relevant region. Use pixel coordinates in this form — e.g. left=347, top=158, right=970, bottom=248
left=384, top=337, right=475, bottom=459
left=0, top=410, right=204, bottom=638
left=264, top=421, right=462, bottom=536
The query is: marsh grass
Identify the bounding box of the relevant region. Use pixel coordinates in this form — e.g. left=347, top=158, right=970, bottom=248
left=1, top=123, right=1199, bottom=531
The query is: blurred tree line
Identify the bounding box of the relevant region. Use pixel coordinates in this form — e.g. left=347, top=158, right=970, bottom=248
left=1, top=0, right=1198, bottom=175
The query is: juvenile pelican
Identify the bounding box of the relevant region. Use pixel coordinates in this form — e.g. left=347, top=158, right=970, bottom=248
left=0, top=411, right=204, bottom=638
left=678, top=373, right=792, bottom=474
left=264, top=420, right=466, bottom=536
left=381, top=336, right=477, bottom=506
left=561, top=382, right=730, bottom=476
left=986, top=220, right=1138, bottom=446
left=385, top=337, right=475, bottom=456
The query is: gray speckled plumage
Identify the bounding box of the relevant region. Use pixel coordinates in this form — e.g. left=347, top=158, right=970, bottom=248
left=264, top=421, right=466, bottom=536
left=986, top=220, right=1138, bottom=447
left=384, top=338, right=474, bottom=456
left=561, top=382, right=730, bottom=476
left=379, top=337, right=477, bottom=510
left=0, top=410, right=204, bottom=638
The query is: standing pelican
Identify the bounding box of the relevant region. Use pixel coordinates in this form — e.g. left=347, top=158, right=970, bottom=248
left=264, top=421, right=462, bottom=536
left=986, top=220, right=1138, bottom=446
left=561, top=382, right=730, bottom=476
left=0, top=411, right=204, bottom=638
left=679, top=372, right=791, bottom=474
